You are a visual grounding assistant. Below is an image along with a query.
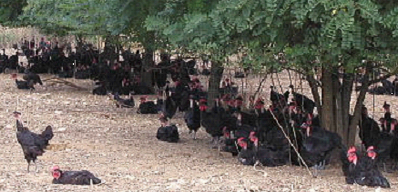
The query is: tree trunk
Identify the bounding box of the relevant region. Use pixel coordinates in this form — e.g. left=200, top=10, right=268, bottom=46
left=75, top=34, right=84, bottom=53
left=141, top=48, right=155, bottom=93
left=321, top=69, right=336, bottom=132
left=306, top=74, right=322, bottom=118
left=207, top=60, right=224, bottom=108
left=317, top=66, right=369, bottom=147
left=103, top=36, right=117, bottom=64
left=341, top=74, right=354, bottom=146
left=333, top=72, right=344, bottom=138
left=347, top=65, right=371, bottom=147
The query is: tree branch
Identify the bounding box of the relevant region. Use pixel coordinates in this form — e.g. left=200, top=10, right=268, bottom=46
left=348, top=64, right=372, bottom=147
left=306, top=74, right=322, bottom=116
left=253, top=72, right=268, bottom=99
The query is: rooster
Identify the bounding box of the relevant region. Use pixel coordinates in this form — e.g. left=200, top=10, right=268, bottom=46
left=51, top=165, right=101, bottom=185
left=13, top=111, right=53, bottom=172
left=183, top=97, right=201, bottom=139
left=161, top=89, right=178, bottom=119
left=341, top=146, right=390, bottom=188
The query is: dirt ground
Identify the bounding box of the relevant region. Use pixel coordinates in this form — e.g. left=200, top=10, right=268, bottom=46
left=0, top=72, right=396, bottom=192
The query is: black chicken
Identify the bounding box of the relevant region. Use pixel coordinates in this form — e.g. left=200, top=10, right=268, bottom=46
left=249, top=133, right=289, bottom=167
left=13, top=112, right=54, bottom=172
left=379, top=102, right=397, bottom=133
left=161, top=90, right=178, bottom=119
left=270, top=86, right=285, bottom=106
left=222, top=127, right=239, bottom=156
left=237, top=137, right=256, bottom=166
left=22, top=70, right=43, bottom=86
left=359, top=105, right=381, bottom=148
left=184, top=98, right=201, bottom=139
left=156, top=117, right=179, bottom=143
left=51, top=165, right=101, bottom=185
left=283, top=85, right=316, bottom=114
left=108, top=93, right=135, bottom=108
left=11, top=74, right=33, bottom=89
left=200, top=100, right=224, bottom=148
left=137, top=96, right=158, bottom=114
left=341, top=146, right=390, bottom=188
left=298, top=123, right=342, bottom=176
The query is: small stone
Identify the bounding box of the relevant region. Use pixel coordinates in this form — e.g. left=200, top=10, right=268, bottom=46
left=57, top=127, right=66, bottom=132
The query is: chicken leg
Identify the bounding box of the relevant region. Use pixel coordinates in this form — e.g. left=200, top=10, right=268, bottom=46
left=192, top=131, right=197, bottom=140
left=34, top=161, right=39, bottom=173
left=311, top=160, right=326, bottom=177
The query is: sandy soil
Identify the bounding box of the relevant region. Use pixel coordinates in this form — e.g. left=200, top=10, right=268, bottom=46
left=0, top=72, right=396, bottom=192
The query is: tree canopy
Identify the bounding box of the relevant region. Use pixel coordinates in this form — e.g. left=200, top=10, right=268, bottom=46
left=0, top=0, right=27, bottom=26
left=2, top=0, right=398, bottom=145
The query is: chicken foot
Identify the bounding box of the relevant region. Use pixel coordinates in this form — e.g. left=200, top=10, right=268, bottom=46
left=311, top=160, right=326, bottom=177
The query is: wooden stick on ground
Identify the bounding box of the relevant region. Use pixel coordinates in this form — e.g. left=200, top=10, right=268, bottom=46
left=44, top=77, right=86, bottom=90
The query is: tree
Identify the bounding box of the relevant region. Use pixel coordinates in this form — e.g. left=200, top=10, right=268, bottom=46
left=147, top=0, right=398, bottom=146
left=207, top=0, right=398, bottom=146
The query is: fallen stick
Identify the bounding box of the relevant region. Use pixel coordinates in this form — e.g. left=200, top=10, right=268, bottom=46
left=44, top=77, right=86, bottom=90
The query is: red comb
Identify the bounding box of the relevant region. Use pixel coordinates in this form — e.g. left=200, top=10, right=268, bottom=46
left=237, top=137, right=245, bottom=142
left=51, top=165, right=60, bottom=171
left=367, top=146, right=374, bottom=151
left=348, top=146, right=356, bottom=153
left=199, top=99, right=207, bottom=102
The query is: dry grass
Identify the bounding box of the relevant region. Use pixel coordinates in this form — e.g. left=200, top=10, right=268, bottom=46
left=0, top=72, right=396, bottom=192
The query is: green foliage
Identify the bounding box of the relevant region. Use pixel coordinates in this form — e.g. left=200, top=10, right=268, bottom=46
left=20, top=0, right=111, bottom=36
left=0, top=0, right=27, bottom=26
left=146, top=0, right=398, bottom=72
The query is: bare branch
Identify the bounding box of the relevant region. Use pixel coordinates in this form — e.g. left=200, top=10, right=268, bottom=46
left=268, top=110, right=315, bottom=177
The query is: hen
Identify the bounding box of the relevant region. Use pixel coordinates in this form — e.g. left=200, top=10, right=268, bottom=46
left=199, top=99, right=224, bottom=148
left=156, top=117, right=179, bottom=143
left=137, top=96, right=158, bottom=114
left=237, top=137, right=256, bottom=166
left=249, top=133, right=290, bottom=167
left=299, top=123, right=342, bottom=176
left=11, top=74, right=33, bottom=89
left=22, top=70, right=43, bottom=86
left=13, top=112, right=54, bottom=172
left=108, top=93, right=135, bottom=108
left=51, top=166, right=101, bottom=185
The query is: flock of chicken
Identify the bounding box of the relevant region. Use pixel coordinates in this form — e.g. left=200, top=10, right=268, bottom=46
left=106, top=75, right=395, bottom=188
left=9, top=68, right=397, bottom=188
